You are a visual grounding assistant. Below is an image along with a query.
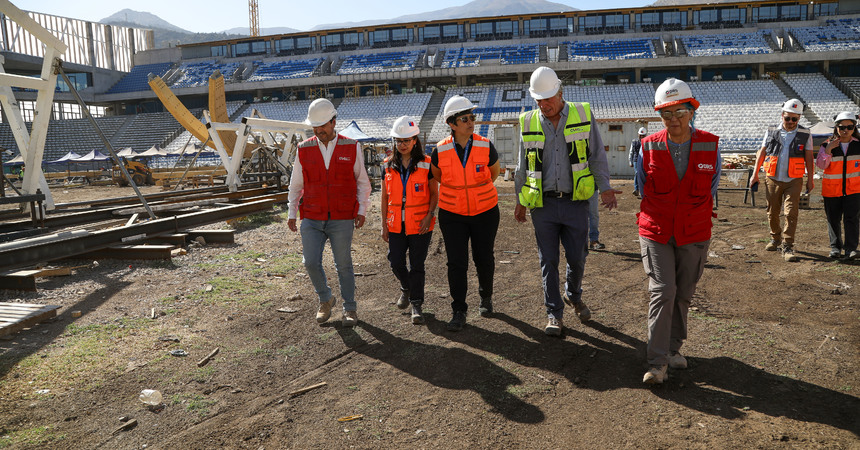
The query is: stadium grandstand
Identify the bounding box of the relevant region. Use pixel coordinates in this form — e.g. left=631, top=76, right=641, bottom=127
left=2, top=0, right=860, bottom=177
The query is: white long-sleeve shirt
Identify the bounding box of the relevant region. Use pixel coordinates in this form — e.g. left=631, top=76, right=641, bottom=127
left=287, top=135, right=372, bottom=220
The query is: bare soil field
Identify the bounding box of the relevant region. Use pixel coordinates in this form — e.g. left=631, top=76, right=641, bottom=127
left=0, top=179, right=858, bottom=449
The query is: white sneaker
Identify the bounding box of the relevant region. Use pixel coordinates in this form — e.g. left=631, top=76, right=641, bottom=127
left=643, top=365, right=668, bottom=384
left=668, top=352, right=688, bottom=369
left=315, top=297, right=336, bottom=324
left=342, top=310, right=358, bottom=327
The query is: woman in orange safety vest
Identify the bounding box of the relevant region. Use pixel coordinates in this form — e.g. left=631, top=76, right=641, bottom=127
left=381, top=116, right=438, bottom=324
left=431, top=95, right=500, bottom=332
left=816, top=111, right=860, bottom=260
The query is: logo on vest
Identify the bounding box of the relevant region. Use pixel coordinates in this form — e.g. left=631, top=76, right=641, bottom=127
left=338, top=156, right=351, bottom=162
left=697, top=163, right=715, bottom=171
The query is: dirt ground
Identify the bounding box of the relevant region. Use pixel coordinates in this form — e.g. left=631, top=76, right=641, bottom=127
left=0, top=179, right=858, bottom=449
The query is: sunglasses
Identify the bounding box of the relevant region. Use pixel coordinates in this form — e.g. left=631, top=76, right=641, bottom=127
left=783, top=116, right=799, bottom=122
left=838, top=124, right=855, bottom=131
left=659, top=109, right=690, bottom=120
left=394, top=138, right=413, bottom=145
left=456, top=114, right=476, bottom=124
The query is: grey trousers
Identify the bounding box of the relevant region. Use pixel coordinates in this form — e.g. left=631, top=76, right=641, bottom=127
left=639, top=236, right=709, bottom=366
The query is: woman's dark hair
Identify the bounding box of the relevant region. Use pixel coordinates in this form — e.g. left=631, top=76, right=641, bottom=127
left=832, top=120, right=860, bottom=141
left=387, top=136, right=425, bottom=170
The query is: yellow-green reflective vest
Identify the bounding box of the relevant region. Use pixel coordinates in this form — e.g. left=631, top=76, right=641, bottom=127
left=518, top=102, right=595, bottom=208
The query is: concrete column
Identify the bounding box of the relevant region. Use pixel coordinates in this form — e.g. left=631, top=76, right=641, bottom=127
left=517, top=72, right=524, bottom=83
left=758, top=63, right=765, bottom=78
left=105, top=25, right=116, bottom=71
left=823, top=60, right=830, bottom=73
left=86, top=22, right=96, bottom=69
left=696, top=65, right=702, bottom=80
left=575, top=69, right=582, bottom=81
left=635, top=67, right=641, bottom=82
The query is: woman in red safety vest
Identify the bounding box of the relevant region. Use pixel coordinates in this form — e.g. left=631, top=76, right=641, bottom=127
left=635, top=78, right=721, bottom=385
left=431, top=95, right=501, bottom=332
left=381, top=116, right=438, bottom=324
left=816, top=111, right=860, bottom=260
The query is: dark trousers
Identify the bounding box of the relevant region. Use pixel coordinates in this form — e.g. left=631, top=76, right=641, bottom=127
left=824, top=193, right=860, bottom=252
left=439, top=205, right=500, bottom=313
left=387, top=229, right=433, bottom=305
left=531, top=197, right=588, bottom=319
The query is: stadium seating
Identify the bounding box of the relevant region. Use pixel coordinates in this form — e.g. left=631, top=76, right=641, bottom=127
left=790, top=17, right=860, bottom=52
left=681, top=31, right=772, bottom=57
left=565, top=39, right=656, bottom=61
left=106, top=62, right=174, bottom=94
left=782, top=73, right=858, bottom=123
left=839, top=77, right=860, bottom=100
left=247, top=58, right=323, bottom=81
left=336, top=50, right=423, bottom=75
left=440, top=45, right=539, bottom=68
left=335, top=93, right=432, bottom=138
left=171, top=60, right=243, bottom=88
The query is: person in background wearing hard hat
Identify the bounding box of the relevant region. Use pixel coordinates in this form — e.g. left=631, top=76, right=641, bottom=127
left=381, top=116, right=438, bottom=324
left=749, top=98, right=815, bottom=262
left=815, top=111, right=860, bottom=260
left=287, top=98, right=372, bottom=327
left=514, top=66, right=620, bottom=337
left=629, top=127, right=648, bottom=198
left=635, top=78, right=721, bottom=384
left=431, top=95, right=501, bottom=332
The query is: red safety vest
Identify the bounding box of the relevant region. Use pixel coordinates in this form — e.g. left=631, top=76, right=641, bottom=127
left=384, top=155, right=435, bottom=234
left=821, top=139, right=860, bottom=197
left=762, top=125, right=810, bottom=178
left=297, top=135, right=359, bottom=220
left=638, top=128, right=719, bottom=246
left=435, top=134, right=497, bottom=216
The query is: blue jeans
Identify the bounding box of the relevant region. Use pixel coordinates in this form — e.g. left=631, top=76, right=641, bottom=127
left=531, top=197, right=588, bottom=319
left=588, top=192, right=600, bottom=242
left=300, top=219, right=356, bottom=311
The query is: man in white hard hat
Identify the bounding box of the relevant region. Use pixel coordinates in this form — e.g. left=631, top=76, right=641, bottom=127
left=749, top=98, right=815, bottom=262
left=629, top=127, right=648, bottom=198
left=287, top=98, right=372, bottom=327
left=514, top=66, right=620, bottom=336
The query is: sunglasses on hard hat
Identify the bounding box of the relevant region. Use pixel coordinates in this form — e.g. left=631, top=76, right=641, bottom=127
left=456, top=114, right=476, bottom=124
left=837, top=124, right=856, bottom=131
left=783, top=116, right=799, bottom=123
left=658, top=109, right=689, bottom=120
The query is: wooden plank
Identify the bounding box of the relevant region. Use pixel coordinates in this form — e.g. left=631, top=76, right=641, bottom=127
left=0, top=303, right=60, bottom=337
left=0, top=272, right=37, bottom=291
left=81, top=244, right=174, bottom=261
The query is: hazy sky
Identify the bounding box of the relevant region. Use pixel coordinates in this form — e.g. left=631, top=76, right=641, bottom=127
left=24, top=0, right=648, bottom=33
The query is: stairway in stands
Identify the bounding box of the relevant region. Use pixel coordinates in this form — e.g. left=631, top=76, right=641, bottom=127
left=419, top=90, right=446, bottom=142
left=773, top=78, right=821, bottom=123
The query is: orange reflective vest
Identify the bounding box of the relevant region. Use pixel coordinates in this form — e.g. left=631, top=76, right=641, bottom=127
left=762, top=125, right=810, bottom=179
left=821, top=140, right=860, bottom=197
left=297, top=135, right=359, bottom=221
left=435, top=134, right=498, bottom=216
left=384, top=155, right=435, bottom=234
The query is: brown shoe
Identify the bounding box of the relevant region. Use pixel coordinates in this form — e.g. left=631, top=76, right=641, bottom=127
left=545, top=317, right=563, bottom=336
left=342, top=310, right=358, bottom=327
left=765, top=239, right=780, bottom=251
left=643, top=365, right=668, bottom=384
left=316, top=297, right=337, bottom=324
left=783, top=245, right=798, bottom=262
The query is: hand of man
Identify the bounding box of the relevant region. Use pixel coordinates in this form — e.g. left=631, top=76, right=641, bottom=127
left=600, top=189, right=622, bottom=211
left=749, top=174, right=759, bottom=189
left=381, top=227, right=389, bottom=243
left=514, top=203, right=528, bottom=223
left=354, top=215, right=366, bottom=229
left=288, top=219, right=297, bottom=232
left=806, top=178, right=814, bottom=194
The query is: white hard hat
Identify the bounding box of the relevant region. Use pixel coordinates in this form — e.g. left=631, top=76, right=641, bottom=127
left=654, top=78, right=700, bottom=110
left=782, top=99, right=804, bottom=115
left=529, top=66, right=562, bottom=100
left=443, top=95, right=476, bottom=122
left=638, top=127, right=648, bottom=135
left=390, top=116, right=420, bottom=138
left=305, top=98, right=337, bottom=127
left=833, top=111, right=858, bottom=123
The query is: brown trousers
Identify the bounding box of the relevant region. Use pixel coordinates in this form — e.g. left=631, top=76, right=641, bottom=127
left=764, top=177, right=803, bottom=246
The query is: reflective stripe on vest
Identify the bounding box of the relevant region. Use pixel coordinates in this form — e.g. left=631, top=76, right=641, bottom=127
left=518, top=102, right=595, bottom=208
left=822, top=146, right=860, bottom=197
left=435, top=134, right=498, bottom=216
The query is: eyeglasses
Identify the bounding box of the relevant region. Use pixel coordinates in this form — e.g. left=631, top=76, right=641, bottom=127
left=456, top=114, right=476, bottom=124
left=838, top=124, right=856, bottom=131
left=783, top=116, right=799, bottom=123
left=394, top=138, right=413, bottom=145
left=659, top=109, right=690, bottom=120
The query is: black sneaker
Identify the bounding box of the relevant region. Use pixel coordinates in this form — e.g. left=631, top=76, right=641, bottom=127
left=478, top=297, right=493, bottom=317
left=396, top=289, right=410, bottom=309
left=830, top=249, right=843, bottom=259
left=589, top=240, right=605, bottom=250
left=446, top=311, right=466, bottom=331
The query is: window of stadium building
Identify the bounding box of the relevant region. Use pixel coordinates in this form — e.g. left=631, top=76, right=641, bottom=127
left=780, top=5, right=803, bottom=21
left=814, top=3, right=838, bottom=16
left=210, top=45, right=227, bottom=57
left=391, top=28, right=410, bottom=43
left=753, top=6, right=778, bottom=22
